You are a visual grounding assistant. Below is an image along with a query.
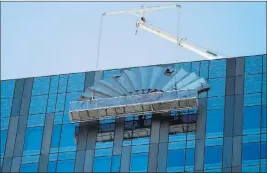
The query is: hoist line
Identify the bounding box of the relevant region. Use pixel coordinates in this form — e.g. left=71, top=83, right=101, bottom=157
left=92, top=14, right=104, bottom=100
left=175, top=6, right=181, bottom=92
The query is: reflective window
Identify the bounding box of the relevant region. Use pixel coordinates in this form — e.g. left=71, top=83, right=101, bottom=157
left=263, top=93, right=266, bottom=106
left=207, top=97, right=225, bottom=110
left=67, top=73, right=85, bottom=92
left=96, top=141, right=113, bottom=149
left=27, top=114, right=45, bottom=127
left=95, top=148, right=113, bottom=157
left=56, top=94, right=66, bottom=112
left=261, top=142, right=266, bottom=159
left=205, top=138, right=223, bottom=146
left=23, top=127, right=43, bottom=155
left=209, top=59, right=226, bottom=78
left=167, top=149, right=185, bottom=172
left=132, top=144, right=149, bottom=153
left=111, top=155, right=121, bottom=172
left=244, top=93, right=262, bottom=106
left=242, top=165, right=260, bottom=172
left=32, top=77, right=50, bottom=95
left=49, top=75, right=59, bottom=94
left=132, top=137, right=150, bottom=146
left=47, top=94, right=57, bottom=113
left=21, top=155, right=39, bottom=164
left=204, top=146, right=222, bottom=169
left=29, top=95, right=48, bottom=114
left=1, top=99, right=12, bottom=117
left=103, top=69, right=120, bottom=80
left=185, top=148, right=194, bottom=166
left=244, top=74, right=262, bottom=94
left=48, top=161, right=57, bottom=172
left=49, top=153, right=58, bottom=161
left=0, top=130, right=7, bottom=157
left=263, top=55, right=266, bottom=74
left=243, top=106, right=261, bottom=135
left=208, top=78, right=225, bottom=97
left=20, top=163, right=38, bottom=172
left=204, top=168, right=222, bottom=172
left=262, top=106, right=266, bottom=133
left=175, top=62, right=191, bottom=72
left=206, top=109, right=224, bottom=138
left=242, top=142, right=260, bottom=165
left=242, top=135, right=260, bottom=143
left=93, top=156, right=111, bottom=172
left=59, top=124, right=77, bottom=152
left=263, top=74, right=266, bottom=93
left=200, top=61, right=209, bottom=79
left=169, top=133, right=186, bottom=143
left=191, top=62, right=200, bottom=75
left=61, top=112, right=70, bottom=124
left=168, top=141, right=186, bottom=150
left=65, top=92, right=81, bottom=111
left=58, top=152, right=76, bottom=160
left=58, top=75, right=68, bottom=93
left=245, top=55, right=262, bottom=75
left=56, top=159, right=74, bottom=172
left=54, top=112, right=63, bottom=125
left=1, top=80, right=15, bottom=99
left=130, top=153, right=148, bottom=172
left=261, top=165, right=267, bottom=173
left=1, top=117, right=9, bottom=130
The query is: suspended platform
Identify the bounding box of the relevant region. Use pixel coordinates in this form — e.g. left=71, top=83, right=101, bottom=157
left=69, top=66, right=209, bottom=123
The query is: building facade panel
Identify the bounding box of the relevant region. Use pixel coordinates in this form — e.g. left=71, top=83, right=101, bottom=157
left=0, top=54, right=266, bottom=172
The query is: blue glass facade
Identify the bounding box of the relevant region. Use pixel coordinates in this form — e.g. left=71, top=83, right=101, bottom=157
left=0, top=54, right=266, bottom=172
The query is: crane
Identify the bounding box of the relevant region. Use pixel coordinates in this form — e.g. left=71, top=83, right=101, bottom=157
left=103, top=5, right=228, bottom=60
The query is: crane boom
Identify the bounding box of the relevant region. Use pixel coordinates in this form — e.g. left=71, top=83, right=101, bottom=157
left=103, top=5, right=228, bottom=60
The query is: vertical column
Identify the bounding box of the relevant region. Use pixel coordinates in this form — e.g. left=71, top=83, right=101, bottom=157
left=83, top=121, right=98, bottom=172
left=232, top=57, right=244, bottom=171
left=224, top=96, right=234, bottom=137
left=4, top=116, right=19, bottom=158
left=231, top=136, right=242, bottom=171
left=194, top=98, right=207, bottom=172
left=77, top=122, right=89, bottom=151
left=83, top=150, right=95, bottom=172
left=38, top=113, right=55, bottom=172
left=20, top=78, right=33, bottom=116
left=120, top=146, right=131, bottom=172
left=223, top=137, right=233, bottom=171
left=157, top=143, right=168, bottom=172
left=10, top=157, right=22, bottom=172
left=148, top=114, right=160, bottom=172
left=113, top=118, right=124, bottom=155
left=41, top=113, right=55, bottom=154
left=11, top=79, right=24, bottom=117
left=2, top=157, right=12, bottom=172
left=38, top=155, right=49, bottom=172
left=157, top=113, right=169, bottom=172
left=74, top=122, right=89, bottom=172
left=74, top=150, right=86, bottom=172
left=13, top=78, right=33, bottom=158
left=13, top=115, right=28, bottom=157
left=13, top=79, right=24, bottom=98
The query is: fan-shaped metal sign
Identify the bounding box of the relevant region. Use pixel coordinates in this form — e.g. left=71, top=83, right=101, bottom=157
left=69, top=66, right=209, bottom=123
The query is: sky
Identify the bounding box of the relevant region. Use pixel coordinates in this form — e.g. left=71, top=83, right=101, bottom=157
left=1, top=2, right=266, bottom=80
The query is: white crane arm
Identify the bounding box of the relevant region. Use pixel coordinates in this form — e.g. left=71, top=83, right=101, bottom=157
left=103, top=5, right=180, bottom=17
left=103, top=5, right=228, bottom=60
left=138, top=21, right=225, bottom=60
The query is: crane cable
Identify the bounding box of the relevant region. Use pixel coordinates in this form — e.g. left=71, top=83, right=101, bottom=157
left=174, top=6, right=181, bottom=93
left=92, top=14, right=104, bottom=100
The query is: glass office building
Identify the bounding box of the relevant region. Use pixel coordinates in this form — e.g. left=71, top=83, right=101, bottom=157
left=1, top=54, right=266, bottom=172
